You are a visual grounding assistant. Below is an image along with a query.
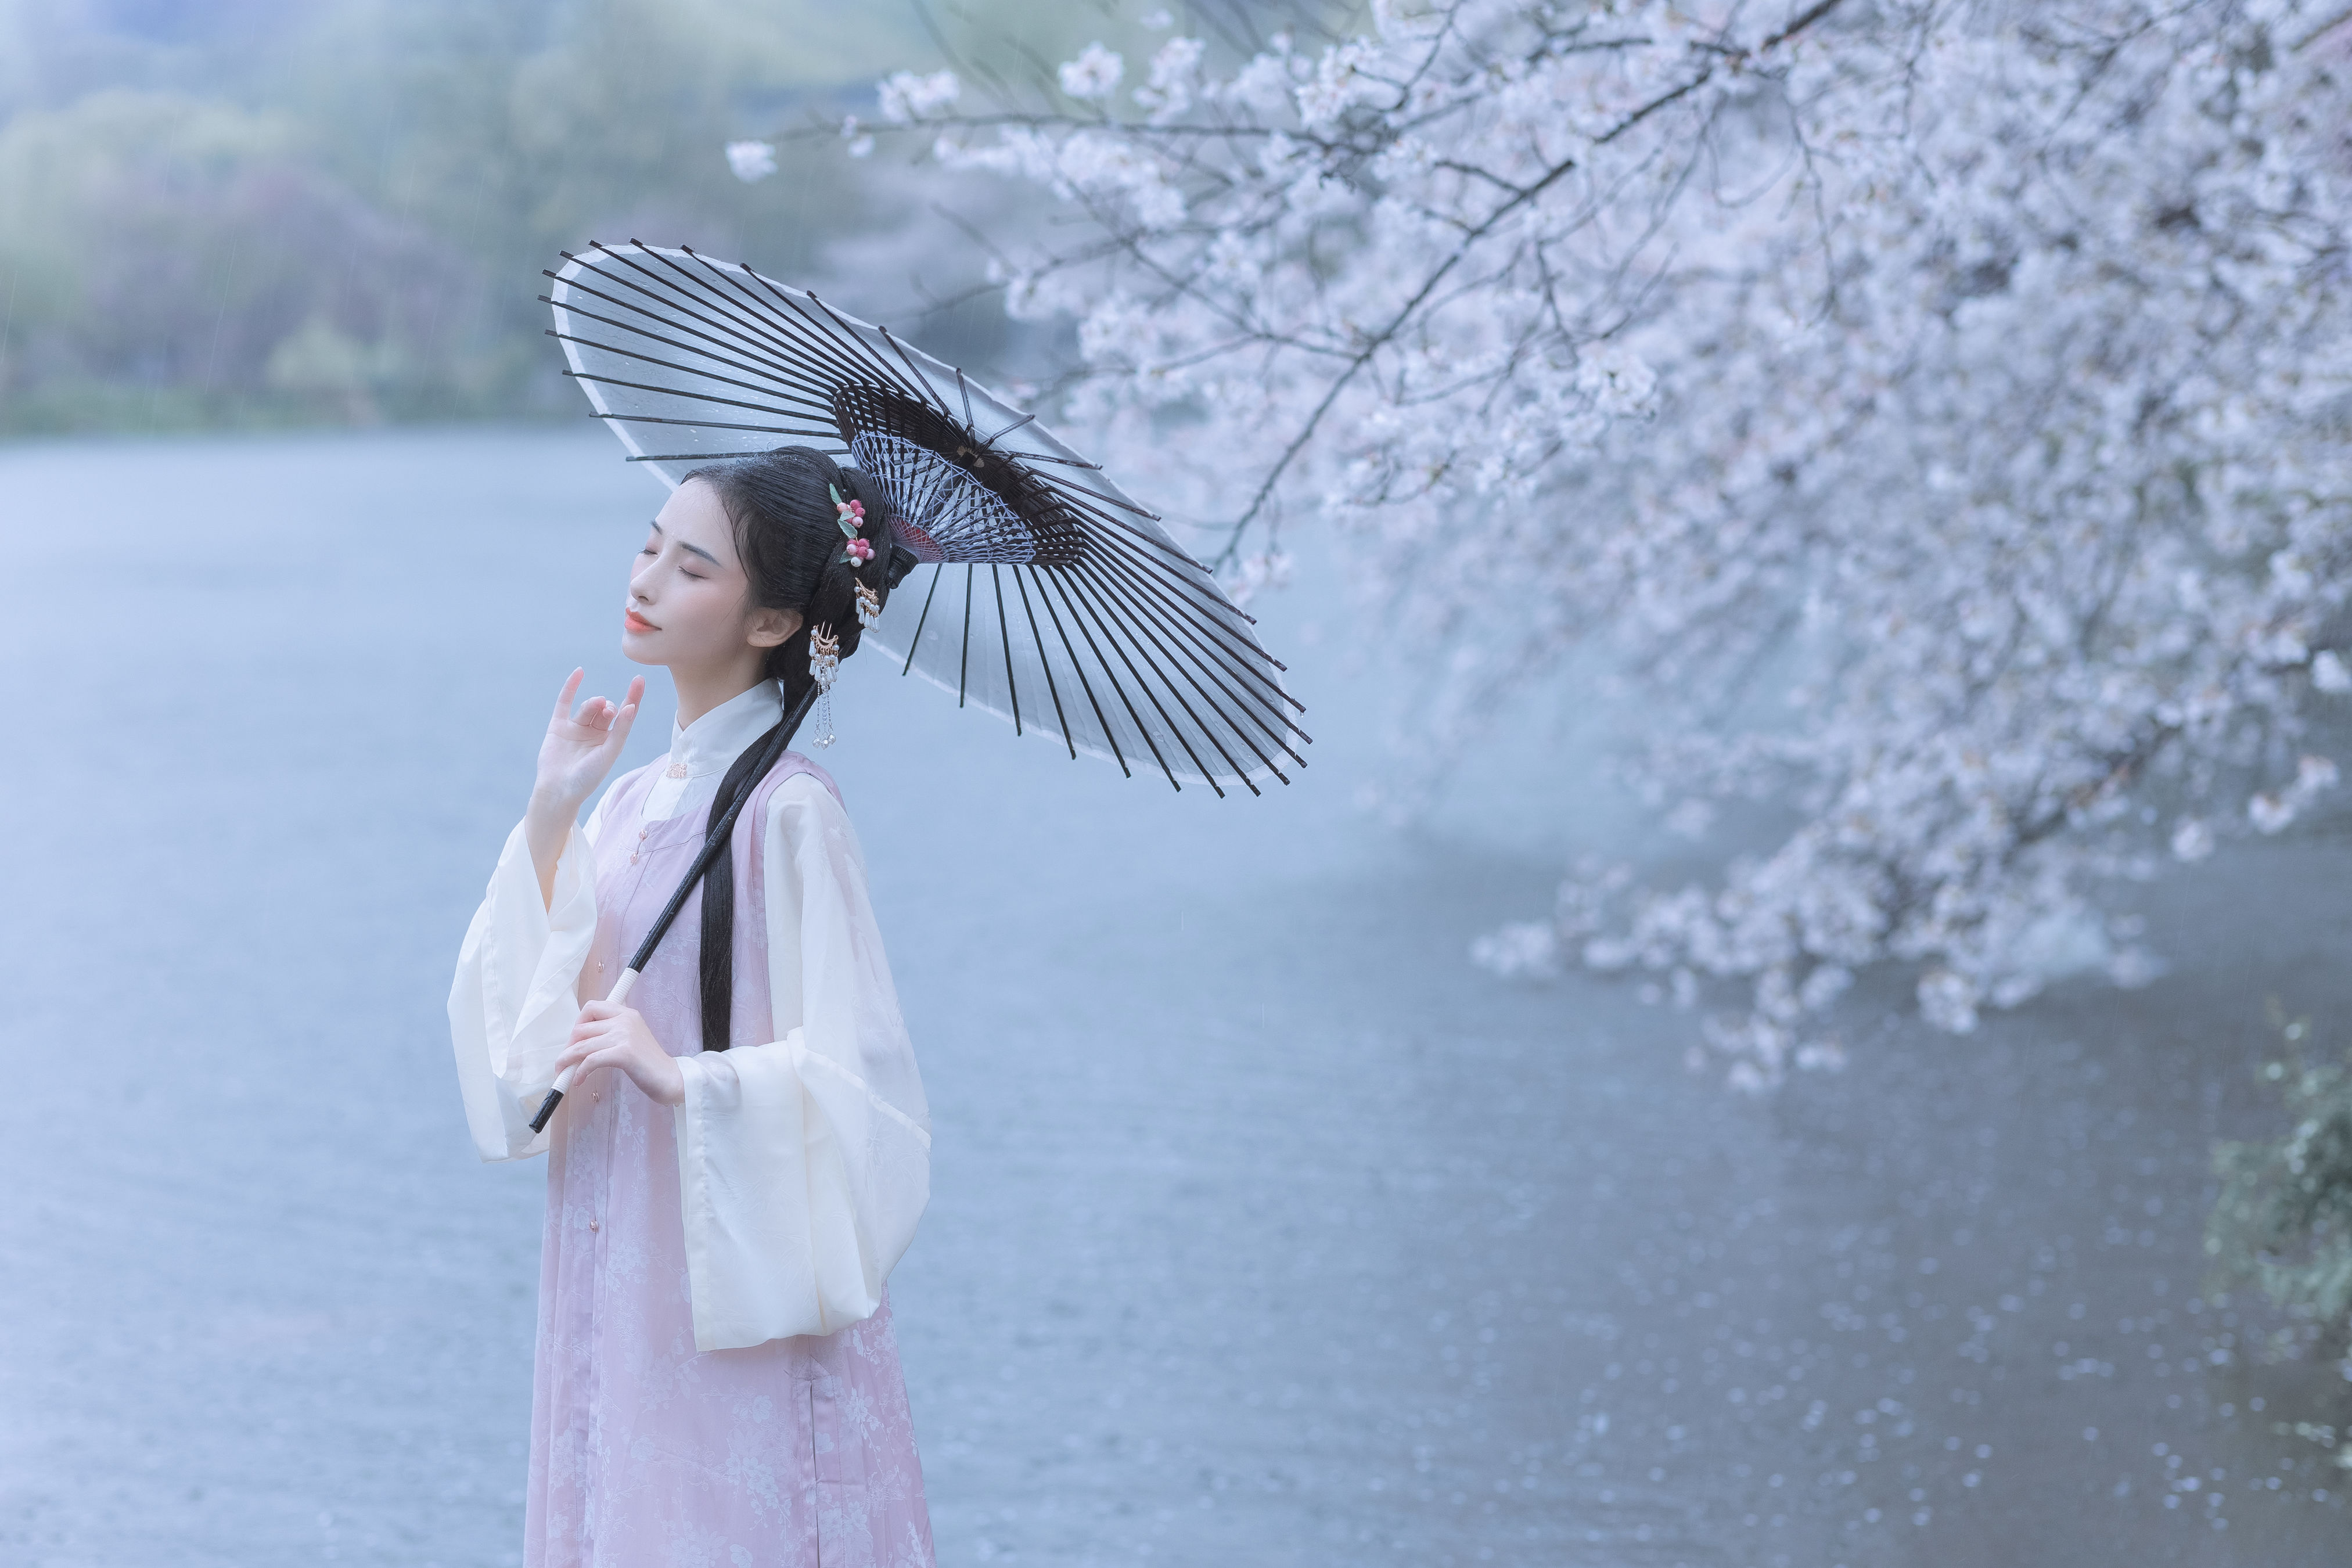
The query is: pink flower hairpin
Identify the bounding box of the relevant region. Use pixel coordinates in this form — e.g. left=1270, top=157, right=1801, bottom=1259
left=829, top=483, right=872, bottom=567
left=829, top=484, right=865, bottom=535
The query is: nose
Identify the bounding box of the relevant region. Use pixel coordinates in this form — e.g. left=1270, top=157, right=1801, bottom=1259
left=628, top=553, right=657, bottom=602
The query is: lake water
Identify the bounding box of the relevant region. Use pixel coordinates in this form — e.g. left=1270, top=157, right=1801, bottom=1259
left=1, top=427, right=2347, bottom=1566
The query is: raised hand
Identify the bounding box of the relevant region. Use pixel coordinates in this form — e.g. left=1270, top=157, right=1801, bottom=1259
left=524, top=668, right=644, bottom=907
left=534, top=667, right=645, bottom=817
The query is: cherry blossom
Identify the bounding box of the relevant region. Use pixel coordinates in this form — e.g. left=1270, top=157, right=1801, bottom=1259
left=836, top=1, right=2352, bottom=1082
left=724, top=140, right=775, bottom=183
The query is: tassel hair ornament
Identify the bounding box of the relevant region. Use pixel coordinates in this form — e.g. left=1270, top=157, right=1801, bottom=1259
left=808, top=622, right=841, bottom=747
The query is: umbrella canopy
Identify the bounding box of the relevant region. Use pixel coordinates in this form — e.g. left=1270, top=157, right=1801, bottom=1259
left=544, top=240, right=1307, bottom=797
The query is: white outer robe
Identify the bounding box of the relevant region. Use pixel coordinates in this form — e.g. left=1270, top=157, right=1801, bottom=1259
left=445, top=681, right=931, bottom=1350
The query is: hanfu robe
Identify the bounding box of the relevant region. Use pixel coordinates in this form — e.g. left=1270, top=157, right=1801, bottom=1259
left=448, top=679, right=934, bottom=1567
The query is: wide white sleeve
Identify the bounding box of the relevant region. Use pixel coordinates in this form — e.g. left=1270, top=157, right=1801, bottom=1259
left=444, top=791, right=610, bottom=1163
left=671, top=772, right=933, bottom=1351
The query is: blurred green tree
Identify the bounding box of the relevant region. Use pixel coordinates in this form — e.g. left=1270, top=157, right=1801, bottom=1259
left=0, top=0, right=937, bottom=430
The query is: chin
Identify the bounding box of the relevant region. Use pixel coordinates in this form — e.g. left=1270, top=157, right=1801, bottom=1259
left=619, top=631, right=662, bottom=666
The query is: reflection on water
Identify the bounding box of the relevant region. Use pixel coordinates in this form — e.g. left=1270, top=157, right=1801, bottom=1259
left=0, top=429, right=2345, bottom=1566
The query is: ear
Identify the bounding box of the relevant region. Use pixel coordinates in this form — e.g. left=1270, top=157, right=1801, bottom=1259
left=745, top=605, right=804, bottom=650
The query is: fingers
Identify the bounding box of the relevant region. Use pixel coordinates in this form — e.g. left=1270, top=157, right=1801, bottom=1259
left=555, top=1042, right=624, bottom=1081
left=553, top=667, right=584, bottom=724
left=577, top=999, right=617, bottom=1022
left=553, top=672, right=643, bottom=739
left=603, top=678, right=646, bottom=754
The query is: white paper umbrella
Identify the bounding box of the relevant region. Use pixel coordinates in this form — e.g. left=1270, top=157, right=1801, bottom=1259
left=544, top=240, right=1308, bottom=797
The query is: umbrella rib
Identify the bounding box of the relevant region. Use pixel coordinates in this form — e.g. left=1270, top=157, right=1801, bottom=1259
left=544, top=288, right=841, bottom=405
left=1069, top=562, right=1263, bottom=792
left=991, top=564, right=1022, bottom=736
left=1087, top=546, right=1286, bottom=697
left=1030, top=567, right=1128, bottom=776
left=1074, top=559, right=1294, bottom=779
left=1067, top=531, right=1301, bottom=712
left=601, top=244, right=845, bottom=377
left=958, top=566, right=973, bottom=709
left=1074, top=522, right=1282, bottom=654
left=1012, top=566, right=1077, bottom=760
left=901, top=563, right=945, bottom=677
left=1079, top=542, right=1307, bottom=722
left=551, top=265, right=824, bottom=389
left=561, top=368, right=828, bottom=420
left=980, top=410, right=1040, bottom=447
left=1028, top=487, right=1267, bottom=650
left=724, top=260, right=939, bottom=411
left=775, top=282, right=938, bottom=411
left=627, top=450, right=826, bottom=463
left=685, top=252, right=932, bottom=414
left=1031, top=477, right=1228, bottom=576
left=1071, top=559, right=1301, bottom=775
left=1049, top=571, right=1211, bottom=795
left=876, top=323, right=962, bottom=425
left=598, top=247, right=904, bottom=423
left=1041, top=568, right=1177, bottom=789
left=546, top=330, right=835, bottom=411
left=592, top=247, right=884, bottom=411
left=1025, top=465, right=1162, bottom=523
left=596, top=412, right=827, bottom=436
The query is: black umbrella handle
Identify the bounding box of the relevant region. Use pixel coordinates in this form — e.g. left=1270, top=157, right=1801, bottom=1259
left=526, top=685, right=817, bottom=1136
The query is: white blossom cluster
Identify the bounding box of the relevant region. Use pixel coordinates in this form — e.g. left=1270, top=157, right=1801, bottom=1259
left=849, top=1, right=2352, bottom=1084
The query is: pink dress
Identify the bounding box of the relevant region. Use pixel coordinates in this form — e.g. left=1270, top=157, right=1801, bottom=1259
left=525, top=757, right=934, bottom=1568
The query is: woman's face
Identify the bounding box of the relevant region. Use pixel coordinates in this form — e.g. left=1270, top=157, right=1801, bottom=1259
left=622, top=479, right=799, bottom=675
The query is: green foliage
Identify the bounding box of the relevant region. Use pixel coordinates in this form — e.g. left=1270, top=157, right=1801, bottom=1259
left=0, top=0, right=932, bottom=433
left=2209, top=1013, right=2352, bottom=1351
left=0, top=0, right=1299, bottom=434
left=0, top=88, right=484, bottom=426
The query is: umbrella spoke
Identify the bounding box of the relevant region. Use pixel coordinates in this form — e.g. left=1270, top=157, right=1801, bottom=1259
left=1051, top=571, right=1219, bottom=795
left=549, top=333, right=836, bottom=413
left=1069, top=562, right=1264, bottom=792
left=902, top=563, right=945, bottom=677
left=580, top=247, right=869, bottom=407
left=1031, top=566, right=1129, bottom=776
left=544, top=289, right=841, bottom=404
left=1075, top=544, right=1306, bottom=724
left=1070, top=559, right=1303, bottom=774
left=1012, top=566, right=1078, bottom=760
left=1041, top=569, right=1175, bottom=789
left=991, top=564, right=1022, bottom=736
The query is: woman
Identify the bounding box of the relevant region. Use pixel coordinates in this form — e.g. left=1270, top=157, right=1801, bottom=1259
left=448, top=447, right=934, bottom=1567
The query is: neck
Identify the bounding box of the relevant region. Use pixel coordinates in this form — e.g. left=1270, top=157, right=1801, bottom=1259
left=669, top=656, right=769, bottom=729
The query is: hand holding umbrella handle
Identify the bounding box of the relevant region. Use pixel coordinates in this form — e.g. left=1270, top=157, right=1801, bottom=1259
left=523, top=688, right=814, bottom=1141
left=528, top=966, right=641, bottom=1134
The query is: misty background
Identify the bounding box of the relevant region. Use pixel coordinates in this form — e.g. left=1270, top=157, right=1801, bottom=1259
left=0, top=0, right=1206, bottom=433
left=7, top=2, right=2352, bottom=1565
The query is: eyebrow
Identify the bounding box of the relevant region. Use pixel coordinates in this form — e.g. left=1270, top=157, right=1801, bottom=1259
left=648, top=520, right=723, bottom=568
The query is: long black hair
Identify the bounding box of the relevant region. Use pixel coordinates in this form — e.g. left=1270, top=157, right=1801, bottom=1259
left=679, top=445, right=897, bottom=1052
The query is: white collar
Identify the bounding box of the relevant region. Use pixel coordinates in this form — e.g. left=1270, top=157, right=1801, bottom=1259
left=663, top=681, right=783, bottom=782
